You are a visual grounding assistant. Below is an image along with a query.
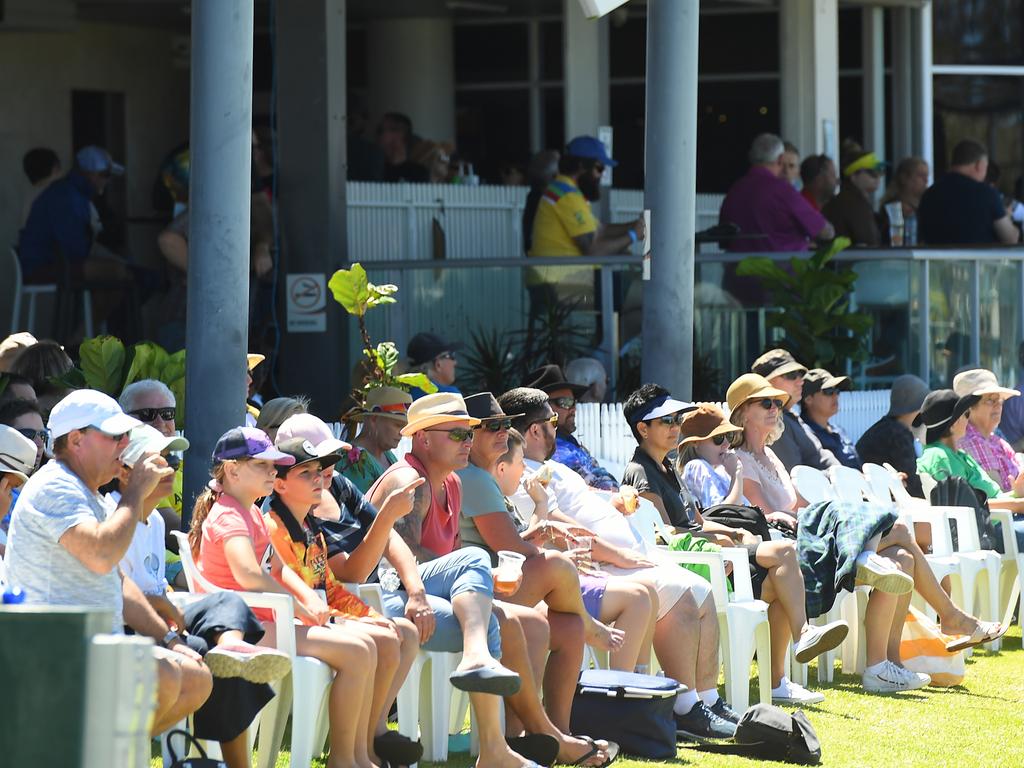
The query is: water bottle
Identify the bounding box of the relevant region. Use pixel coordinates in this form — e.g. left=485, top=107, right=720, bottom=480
left=904, top=213, right=917, bottom=246
left=378, top=564, right=401, bottom=593
left=3, top=585, right=26, bottom=604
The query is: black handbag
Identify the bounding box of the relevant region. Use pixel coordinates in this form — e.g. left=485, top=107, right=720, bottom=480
left=165, top=729, right=226, bottom=768
left=703, top=502, right=788, bottom=541
left=569, top=669, right=684, bottom=759
left=691, top=703, right=822, bottom=764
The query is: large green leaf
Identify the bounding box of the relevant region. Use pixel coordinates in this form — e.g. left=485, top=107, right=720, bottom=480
left=79, top=336, right=126, bottom=395
left=395, top=373, right=436, bottom=393
left=735, top=257, right=786, bottom=280
left=328, top=263, right=371, bottom=316
left=123, top=342, right=169, bottom=386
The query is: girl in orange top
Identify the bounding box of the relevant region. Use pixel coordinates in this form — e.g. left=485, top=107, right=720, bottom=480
left=267, top=438, right=423, bottom=768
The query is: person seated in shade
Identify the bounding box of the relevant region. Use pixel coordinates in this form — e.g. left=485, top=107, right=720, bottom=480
left=406, top=332, right=462, bottom=400
left=751, top=349, right=839, bottom=473
left=856, top=374, right=931, bottom=498
left=798, top=368, right=861, bottom=469
left=917, top=389, right=1024, bottom=555
left=266, top=437, right=423, bottom=768
left=953, top=368, right=1024, bottom=494
left=334, top=386, right=412, bottom=492
left=526, top=364, right=619, bottom=491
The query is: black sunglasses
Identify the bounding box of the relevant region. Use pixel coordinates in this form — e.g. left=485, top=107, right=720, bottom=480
left=549, top=396, right=577, bottom=410
left=756, top=398, right=785, bottom=410
left=652, top=414, right=685, bottom=426
left=710, top=434, right=727, bottom=446
left=781, top=371, right=804, bottom=381
left=478, top=418, right=513, bottom=433
left=129, top=407, right=177, bottom=423
left=424, top=427, right=475, bottom=442
left=17, top=427, right=50, bottom=443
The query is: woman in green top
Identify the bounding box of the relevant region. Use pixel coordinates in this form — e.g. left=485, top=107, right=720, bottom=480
left=917, top=389, right=1024, bottom=550
left=337, top=386, right=412, bottom=493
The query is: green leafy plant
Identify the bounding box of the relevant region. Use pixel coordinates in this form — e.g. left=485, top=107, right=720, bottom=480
left=736, top=237, right=873, bottom=371
left=459, top=327, right=522, bottom=395
left=56, top=336, right=187, bottom=424
left=328, top=263, right=435, bottom=396
left=516, top=296, right=592, bottom=373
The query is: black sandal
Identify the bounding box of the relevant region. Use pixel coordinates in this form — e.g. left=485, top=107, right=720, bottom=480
left=506, top=733, right=560, bottom=765
left=570, top=736, right=620, bottom=766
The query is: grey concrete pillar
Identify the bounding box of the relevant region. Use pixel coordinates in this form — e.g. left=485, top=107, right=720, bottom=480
left=183, top=0, right=255, bottom=521
left=274, top=0, right=349, bottom=415
left=641, top=0, right=698, bottom=399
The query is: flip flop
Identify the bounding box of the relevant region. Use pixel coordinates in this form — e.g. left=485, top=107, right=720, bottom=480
left=945, top=621, right=1008, bottom=653
left=506, top=733, right=559, bottom=766
left=569, top=736, right=620, bottom=766
left=449, top=663, right=521, bottom=696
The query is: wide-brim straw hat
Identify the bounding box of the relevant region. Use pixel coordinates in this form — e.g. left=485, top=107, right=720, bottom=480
left=358, top=385, right=413, bottom=423
left=401, top=392, right=481, bottom=436
left=678, top=404, right=742, bottom=446
left=726, top=373, right=791, bottom=420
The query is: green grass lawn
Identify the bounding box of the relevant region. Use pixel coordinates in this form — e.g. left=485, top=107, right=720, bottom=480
left=155, top=625, right=1024, bottom=767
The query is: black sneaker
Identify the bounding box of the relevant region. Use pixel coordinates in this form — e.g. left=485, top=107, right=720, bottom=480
left=709, top=697, right=741, bottom=724
left=674, top=702, right=737, bottom=741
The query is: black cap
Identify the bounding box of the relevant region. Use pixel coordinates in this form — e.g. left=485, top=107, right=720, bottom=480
left=465, top=392, right=524, bottom=422
left=273, top=437, right=342, bottom=470
left=407, top=332, right=462, bottom=367
left=524, top=364, right=588, bottom=399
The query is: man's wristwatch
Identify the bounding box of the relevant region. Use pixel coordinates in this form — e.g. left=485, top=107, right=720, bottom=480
left=160, top=630, right=182, bottom=649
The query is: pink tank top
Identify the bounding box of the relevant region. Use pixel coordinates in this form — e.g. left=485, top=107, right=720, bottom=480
left=373, top=454, right=462, bottom=556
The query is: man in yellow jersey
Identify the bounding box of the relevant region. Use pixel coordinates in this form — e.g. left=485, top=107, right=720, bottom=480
left=527, top=136, right=645, bottom=327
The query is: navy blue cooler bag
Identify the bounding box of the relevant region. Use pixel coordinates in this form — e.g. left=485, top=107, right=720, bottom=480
left=569, top=669, right=684, bottom=759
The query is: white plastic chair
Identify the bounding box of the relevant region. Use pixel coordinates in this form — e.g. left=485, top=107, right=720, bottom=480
left=658, top=546, right=771, bottom=711
left=9, top=244, right=93, bottom=337
left=989, top=508, right=1024, bottom=629
left=170, top=530, right=334, bottom=768
left=790, top=465, right=836, bottom=505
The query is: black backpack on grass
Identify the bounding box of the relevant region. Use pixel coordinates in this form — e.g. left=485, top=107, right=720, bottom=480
left=692, top=703, right=821, bottom=764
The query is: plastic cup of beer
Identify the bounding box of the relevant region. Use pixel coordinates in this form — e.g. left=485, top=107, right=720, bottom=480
left=619, top=484, right=639, bottom=515
left=495, top=550, right=526, bottom=591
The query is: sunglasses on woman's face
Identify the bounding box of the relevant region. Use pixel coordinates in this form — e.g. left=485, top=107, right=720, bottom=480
left=710, top=434, right=727, bottom=446
left=820, top=387, right=839, bottom=397
left=425, top=427, right=475, bottom=443
left=653, top=414, right=685, bottom=426
left=478, top=418, right=513, bottom=433
left=757, top=398, right=784, bottom=411
left=17, top=427, right=50, bottom=443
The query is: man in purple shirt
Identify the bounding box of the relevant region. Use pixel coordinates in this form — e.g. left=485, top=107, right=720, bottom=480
left=720, top=133, right=835, bottom=252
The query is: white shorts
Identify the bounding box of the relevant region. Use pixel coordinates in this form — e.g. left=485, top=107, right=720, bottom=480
left=603, top=562, right=713, bottom=619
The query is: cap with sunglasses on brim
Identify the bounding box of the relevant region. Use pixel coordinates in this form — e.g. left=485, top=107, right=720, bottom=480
left=212, top=426, right=295, bottom=465
left=751, top=348, right=808, bottom=380
left=842, top=151, right=886, bottom=177
left=358, top=386, right=413, bottom=423
left=801, top=369, right=851, bottom=399
left=120, top=424, right=189, bottom=468
left=678, top=405, right=742, bottom=446
left=524, top=364, right=589, bottom=400
left=0, top=424, right=37, bottom=486
left=726, top=373, right=791, bottom=416
left=914, top=389, right=980, bottom=444
left=273, top=437, right=343, bottom=471
left=627, top=393, right=697, bottom=425
left=48, top=389, right=143, bottom=441
left=407, top=332, right=463, bottom=367
left=401, top=392, right=481, bottom=437
left=952, top=368, right=1019, bottom=401
left=276, top=413, right=351, bottom=456
left=465, top=392, right=524, bottom=426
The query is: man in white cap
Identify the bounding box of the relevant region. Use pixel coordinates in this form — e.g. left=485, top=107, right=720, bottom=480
left=5, top=389, right=212, bottom=735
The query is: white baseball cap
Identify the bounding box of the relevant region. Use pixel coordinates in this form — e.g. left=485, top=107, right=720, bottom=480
left=276, top=413, right=351, bottom=456
left=48, top=389, right=142, bottom=440
left=120, top=424, right=190, bottom=468
left=0, top=424, right=38, bottom=485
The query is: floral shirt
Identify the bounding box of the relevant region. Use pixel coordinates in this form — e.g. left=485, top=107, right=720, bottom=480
left=553, top=433, right=619, bottom=491
left=266, top=494, right=378, bottom=622
left=957, top=422, right=1021, bottom=493
left=336, top=446, right=397, bottom=494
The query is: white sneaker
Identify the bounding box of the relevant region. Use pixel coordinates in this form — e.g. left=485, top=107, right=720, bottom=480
left=772, top=676, right=825, bottom=705
left=889, top=662, right=930, bottom=690
left=794, top=620, right=850, bottom=664
left=855, top=554, right=914, bottom=595
left=861, top=661, right=927, bottom=693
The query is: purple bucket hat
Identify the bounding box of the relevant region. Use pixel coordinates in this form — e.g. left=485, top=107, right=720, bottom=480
left=212, top=426, right=295, bottom=465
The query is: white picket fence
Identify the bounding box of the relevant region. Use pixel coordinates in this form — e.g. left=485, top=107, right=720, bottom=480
left=574, top=390, right=892, bottom=484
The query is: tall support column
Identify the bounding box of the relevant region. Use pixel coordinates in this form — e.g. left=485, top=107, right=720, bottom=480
left=275, top=0, right=348, bottom=414
left=642, top=0, right=698, bottom=399
left=892, top=5, right=932, bottom=177
left=779, top=0, right=840, bottom=162
left=916, top=2, right=934, bottom=177
left=862, top=7, right=886, bottom=165
left=563, top=0, right=610, bottom=142
left=184, top=0, right=255, bottom=520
